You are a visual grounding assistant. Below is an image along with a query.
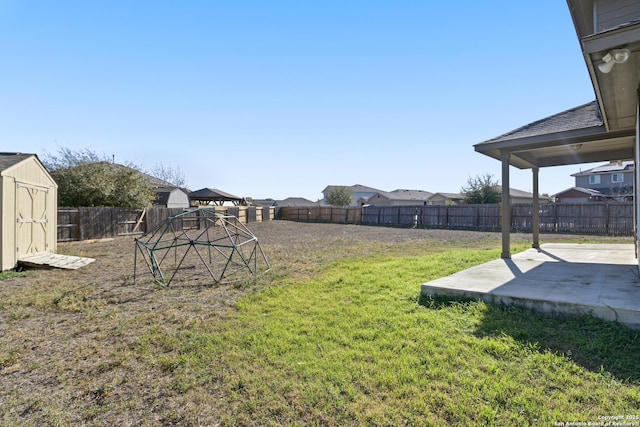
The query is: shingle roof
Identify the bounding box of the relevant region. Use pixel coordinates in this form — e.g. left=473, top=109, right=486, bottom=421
left=552, top=187, right=603, bottom=198
left=571, top=161, right=634, bottom=176
left=429, top=192, right=463, bottom=199
left=189, top=188, right=242, bottom=201
left=0, top=152, right=36, bottom=172
left=385, top=189, right=434, bottom=200
left=322, top=184, right=383, bottom=194
left=480, top=101, right=603, bottom=144
left=275, top=197, right=317, bottom=207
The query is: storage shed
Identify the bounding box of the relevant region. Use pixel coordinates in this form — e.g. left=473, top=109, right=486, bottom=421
left=0, top=153, right=58, bottom=271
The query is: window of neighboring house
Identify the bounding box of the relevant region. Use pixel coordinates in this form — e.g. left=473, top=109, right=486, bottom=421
left=589, top=175, right=601, bottom=185
left=612, top=173, right=624, bottom=183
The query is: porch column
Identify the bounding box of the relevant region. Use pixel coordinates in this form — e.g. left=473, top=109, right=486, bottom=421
left=532, top=167, right=540, bottom=249
left=501, top=150, right=511, bottom=259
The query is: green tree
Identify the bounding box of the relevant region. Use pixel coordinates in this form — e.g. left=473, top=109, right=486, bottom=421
left=326, top=186, right=354, bottom=206
left=42, top=147, right=156, bottom=208
left=461, top=174, right=502, bottom=204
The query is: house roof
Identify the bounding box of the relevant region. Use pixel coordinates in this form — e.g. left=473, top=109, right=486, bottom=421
left=0, top=152, right=37, bottom=173
left=480, top=102, right=604, bottom=145
left=553, top=186, right=633, bottom=198
left=275, top=197, right=317, bottom=207
left=571, top=160, right=634, bottom=177
left=322, top=184, right=383, bottom=194
left=429, top=192, right=464, bottom=200
left=552, top=187, right=604, bottom=198
left=502, top=187, right=551, bottom=200
left=374, top=189, right=433, bottom=201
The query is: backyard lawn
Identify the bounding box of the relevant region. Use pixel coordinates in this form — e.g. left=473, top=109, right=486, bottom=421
left=1, top=221, right=638, bottom=426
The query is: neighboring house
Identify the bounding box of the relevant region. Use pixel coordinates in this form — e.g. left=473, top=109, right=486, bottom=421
left=552, top=187, right=606, bottom=203
left=274, top=197, right=317, bottom=207
left=154, top=187, right=190, bottom=208
left=552, top=161, right=634, bottom=203
left=322, top=184, right=383, bottom=207
left=507, top=188, right=551, bottom=204
left=365, top=189, right=433, bottom=207
left=429, top=192, right=464, bottom=205
left=429, top=189, right=547, bottom=205
left=573, top=161, right=633, bottom=201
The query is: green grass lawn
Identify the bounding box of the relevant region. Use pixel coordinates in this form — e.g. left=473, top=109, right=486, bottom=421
left=136, top=245, right=640, bottom=425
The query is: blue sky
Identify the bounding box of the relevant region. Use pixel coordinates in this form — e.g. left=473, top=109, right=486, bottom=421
left=2, top=1, right=599, bottom=201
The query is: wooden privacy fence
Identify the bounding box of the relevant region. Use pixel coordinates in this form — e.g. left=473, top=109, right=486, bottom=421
left=280, top=202, right=634, bottom=236
left=278, top=206, right=362, bottom=224
left=57, top=206, right=275, bottom=242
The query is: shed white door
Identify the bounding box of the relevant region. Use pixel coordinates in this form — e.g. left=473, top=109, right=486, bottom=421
left=15, top=182, right=50, bottom=259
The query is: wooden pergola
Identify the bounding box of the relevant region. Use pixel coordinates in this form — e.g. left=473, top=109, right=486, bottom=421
left=475, top=0, right=640, bottom=263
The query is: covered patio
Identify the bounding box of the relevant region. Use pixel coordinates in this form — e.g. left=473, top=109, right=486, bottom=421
left=474, top=0, right=640, bottom=263
left=423, top=1, right=640, bottom=328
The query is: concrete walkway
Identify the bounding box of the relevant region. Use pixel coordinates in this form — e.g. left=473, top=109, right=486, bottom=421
left=420, top=243, right=640, bottom=329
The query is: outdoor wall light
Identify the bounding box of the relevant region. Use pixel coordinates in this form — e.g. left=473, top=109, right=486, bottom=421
left=570, top=143, right=582, bottom=150
left=598, top=48, right=630, bottom=73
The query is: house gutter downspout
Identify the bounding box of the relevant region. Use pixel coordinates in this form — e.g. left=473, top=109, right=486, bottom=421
left=501, top=150, right=511, bottom=259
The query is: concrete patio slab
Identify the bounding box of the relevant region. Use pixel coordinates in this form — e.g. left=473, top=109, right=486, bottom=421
left=420, top=243, right=640, bottom=329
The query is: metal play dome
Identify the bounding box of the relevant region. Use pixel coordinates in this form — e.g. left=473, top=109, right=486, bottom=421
left=133, top=208, right=269, bottom=286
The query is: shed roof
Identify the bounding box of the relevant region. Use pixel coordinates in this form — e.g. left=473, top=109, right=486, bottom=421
left=0, top=152, right=38, bottom=173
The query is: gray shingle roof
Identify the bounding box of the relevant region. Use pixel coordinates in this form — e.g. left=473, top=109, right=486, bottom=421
left=480, top=101, right=603, bottom=144
left=189, top=188, right=242, bottom=201
left=571, top=161, right=634, bottom=176
left=0, top=152, right=36, bottom=172
left=385, top=189, right=434, bottom=200
left=275, top=197, right=317, bottom=207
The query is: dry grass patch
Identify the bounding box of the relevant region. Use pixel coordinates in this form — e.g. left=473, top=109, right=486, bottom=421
left=0, top=221, right=636, bottom=425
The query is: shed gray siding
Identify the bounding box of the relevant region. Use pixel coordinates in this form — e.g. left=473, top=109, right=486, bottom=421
left=596, top=0, right=640, bottom=32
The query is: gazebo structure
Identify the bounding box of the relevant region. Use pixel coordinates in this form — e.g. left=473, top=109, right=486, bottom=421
left=475, top=0, right=640, bottom=270
left=189, top=188, right=246, bottom=206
